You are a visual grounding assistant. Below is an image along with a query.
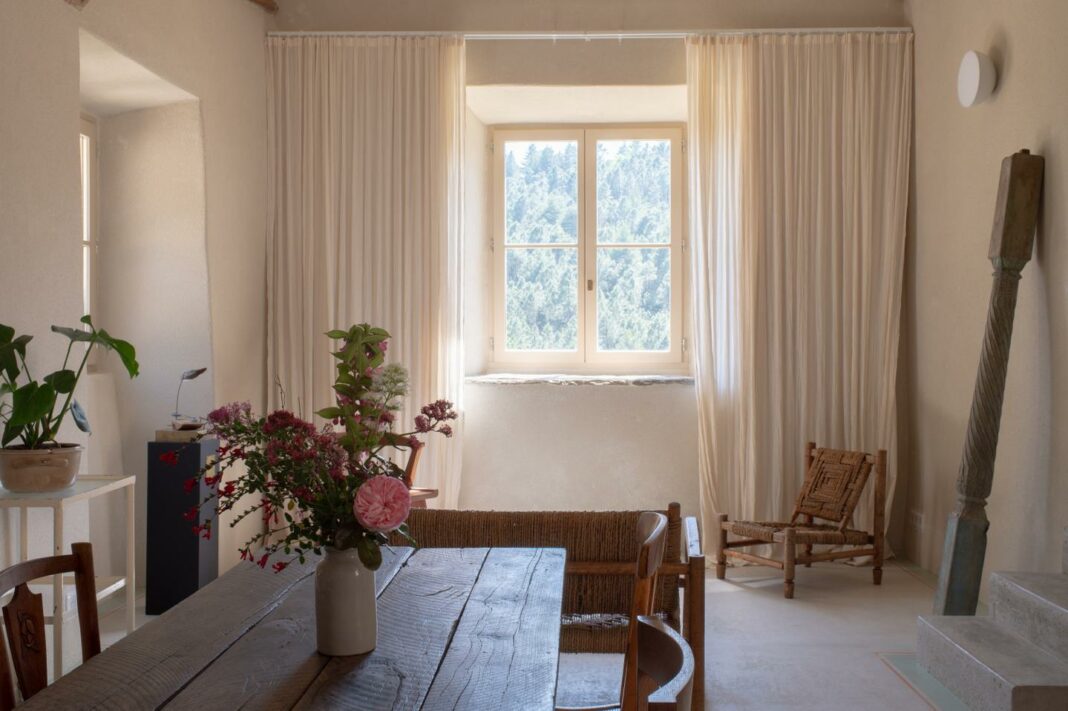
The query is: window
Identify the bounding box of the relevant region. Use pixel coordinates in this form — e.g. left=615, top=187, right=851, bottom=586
left=79, top=116, right=98, bottom=319
left=492, top=127, right=685, bottom=371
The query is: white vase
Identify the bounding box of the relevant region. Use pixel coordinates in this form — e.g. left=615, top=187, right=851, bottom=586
left=315, top=546, right=377, bottom=656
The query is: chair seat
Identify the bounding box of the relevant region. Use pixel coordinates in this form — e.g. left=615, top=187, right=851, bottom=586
left=556, top=652, right=623, bottom=709
left=724, top=520, right=871, bottom=545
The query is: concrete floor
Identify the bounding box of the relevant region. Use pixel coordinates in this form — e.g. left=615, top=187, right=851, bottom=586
left=57, top=560, right=939, bottom=710
left=561, top=559, right=941, bottom=711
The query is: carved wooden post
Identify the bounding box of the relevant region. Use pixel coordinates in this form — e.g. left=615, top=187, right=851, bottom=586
left=934, top=150, right=1044, bottom=615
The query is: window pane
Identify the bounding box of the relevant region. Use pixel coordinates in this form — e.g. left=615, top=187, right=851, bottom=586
left=83, top=244, right=91, bottom=315
left=506, top=247, right=578, bottom=350
left=597, top=247, right=670, bottom=352
left=596, top=139, right=671, bottom=245
left=504, top=140, right=578, bottom=245
left=80, top=134, right=91, bottom=244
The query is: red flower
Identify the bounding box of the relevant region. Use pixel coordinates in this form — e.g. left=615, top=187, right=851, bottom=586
left=220, top=482, right=236, bottom=497
left=240, top=547, right=252, bottom=561
left=272, top=561, right=288, bottom=573
left=159, top=450, right=179, bottom=466
left=183, top=505, right=199, bottom=522
left=257, top=553, right=269, bottom=569
left=183, top=478, right=197, bottom=494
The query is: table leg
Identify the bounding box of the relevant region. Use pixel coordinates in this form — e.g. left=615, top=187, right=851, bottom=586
left=126, top=482, right=136, bottom=632
left=53, top=505, right=64, bottom=679
left=19, top=505, right=27, bottom=562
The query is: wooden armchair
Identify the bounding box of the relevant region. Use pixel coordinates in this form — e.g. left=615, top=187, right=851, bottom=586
left=0, top=543, right=100, bottom=710
left=392, top=503, right=705, bottom=706
left=716, top=442, right=886, bottom=598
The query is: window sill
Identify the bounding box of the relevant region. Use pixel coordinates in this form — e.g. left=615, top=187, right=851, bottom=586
left=465, top=373, right=695, bottom=386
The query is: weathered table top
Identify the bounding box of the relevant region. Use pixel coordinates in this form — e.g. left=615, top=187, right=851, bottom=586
left=23, top=546, right=566, bottom=710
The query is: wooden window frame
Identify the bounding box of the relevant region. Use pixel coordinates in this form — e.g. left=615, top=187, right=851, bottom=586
left=491, top=125, right=687, bottom=374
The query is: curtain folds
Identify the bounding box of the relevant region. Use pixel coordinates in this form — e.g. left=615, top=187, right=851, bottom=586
left=686, top=33, right=913, bottom=547
left=266, top=35, right=466, bottom=507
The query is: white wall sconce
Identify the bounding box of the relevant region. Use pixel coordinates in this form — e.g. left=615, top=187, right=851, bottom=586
left=957, top=50, right=997, bottom=107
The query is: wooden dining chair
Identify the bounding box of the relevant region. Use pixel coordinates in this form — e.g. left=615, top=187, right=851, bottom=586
left=0, top=543, right=100, bottom=710
left=557, top=511, right=668, bottom=711
left=401, top=445, right=438, bottom=509
left=635, top=616, right=695, bottom=711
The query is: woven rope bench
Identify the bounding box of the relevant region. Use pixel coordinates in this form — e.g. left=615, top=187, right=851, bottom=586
left=716, top=442, right=886, bottom=599
left=391, top=503, right=705, bottom=707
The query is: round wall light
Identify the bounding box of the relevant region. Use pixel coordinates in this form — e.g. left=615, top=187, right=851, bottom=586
left=957, top=50, right=997, bottom=107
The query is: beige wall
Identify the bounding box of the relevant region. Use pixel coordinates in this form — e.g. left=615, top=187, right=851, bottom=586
left=903, top=0, right=1068, bottom=589
left=274, top=0, right=904, bottom=32
left=96, top=102, right=214, bottom=578
left=0, top=0, right=268, bottom=572
left=461, top=382, right=700, bottom=515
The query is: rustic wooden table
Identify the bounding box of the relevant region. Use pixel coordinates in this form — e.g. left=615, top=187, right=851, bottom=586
left=22, top=546, right=566, bottom=710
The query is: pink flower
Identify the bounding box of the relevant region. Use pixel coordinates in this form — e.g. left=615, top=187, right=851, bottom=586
left=208, top=401, right=251, bottom=426
left=353, top=475, right=411, bottom=532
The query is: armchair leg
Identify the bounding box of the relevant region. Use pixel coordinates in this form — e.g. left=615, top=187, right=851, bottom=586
left=715, top=513, right=728, bottom=579
left=784, top=528, right=796, bottom=599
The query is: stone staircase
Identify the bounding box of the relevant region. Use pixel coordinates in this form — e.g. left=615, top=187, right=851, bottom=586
left=917, top=528, right=1068, bottom=711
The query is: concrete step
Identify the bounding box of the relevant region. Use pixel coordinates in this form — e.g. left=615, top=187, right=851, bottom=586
left=917, top=615, right=1068, bottom=711
left=991, top=571, right=1068, bottom=660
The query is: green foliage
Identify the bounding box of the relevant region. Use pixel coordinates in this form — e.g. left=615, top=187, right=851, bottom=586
left=0, top=315, right=139, bottom=449
left=503, top=139, right=673, bottom=352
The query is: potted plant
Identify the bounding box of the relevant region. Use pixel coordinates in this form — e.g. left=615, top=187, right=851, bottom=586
left=181, top=323, right=455, bottom=656
left=0, top=315, right=139, bottom=492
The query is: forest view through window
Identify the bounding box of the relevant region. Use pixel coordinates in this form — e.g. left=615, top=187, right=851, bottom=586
left=494, top=127, right=683, bottom=369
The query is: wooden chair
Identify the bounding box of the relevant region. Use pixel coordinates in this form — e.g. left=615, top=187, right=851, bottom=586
left=401, top=445, right=438, bottom=509
left=556, top=511, right=667, bottom=711
left=634, top=616, right=695, bottom=711
left=392, top=504, right=705, bottom=707
left=0, top=543, right=100, bottom=710
left=716, top=442, right=886, bottom=598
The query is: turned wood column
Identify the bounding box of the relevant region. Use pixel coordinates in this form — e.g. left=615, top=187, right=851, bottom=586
left=934, top=150, right=1044, bottom=616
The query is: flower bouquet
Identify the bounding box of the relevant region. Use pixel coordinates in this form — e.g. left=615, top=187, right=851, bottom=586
left=184, top=323, right=456, bottom=654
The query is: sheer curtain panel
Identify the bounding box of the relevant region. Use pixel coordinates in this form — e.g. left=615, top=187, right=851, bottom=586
left=687, top=32, right=913, bottom=551
left=266, top=35, right=466, bottom=507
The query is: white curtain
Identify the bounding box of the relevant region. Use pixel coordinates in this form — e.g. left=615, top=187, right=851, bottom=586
left=266, top=36, right=466, bottom=507
left=686, top=33, right=912, bottom=545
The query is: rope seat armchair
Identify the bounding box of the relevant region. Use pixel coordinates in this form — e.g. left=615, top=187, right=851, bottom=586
left=391, top=503, right=705, bottom=706
left=715, top=442, right=886, bottom=599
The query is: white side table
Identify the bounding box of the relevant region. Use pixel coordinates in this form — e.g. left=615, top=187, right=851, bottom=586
left=0, top=475, right=136, bottom=677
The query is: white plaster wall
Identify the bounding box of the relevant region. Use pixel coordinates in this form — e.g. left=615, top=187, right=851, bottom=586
left=903, top=0, right=1068, bottom=592
left=0, top=0, right=268, bottom=573
left=461, top=382, right=700, bottom=515
left=0, top=1, right=90, bottom=567
left=95, top=102, right=214, bottom=579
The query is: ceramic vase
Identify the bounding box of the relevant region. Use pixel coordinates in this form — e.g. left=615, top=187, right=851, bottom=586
left=315, top=546, right=377, bottom=656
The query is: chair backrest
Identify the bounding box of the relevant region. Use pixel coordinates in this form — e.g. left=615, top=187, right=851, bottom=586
left=0, top=543, right=100, bottom=710
left=402, top=445, right=422, bottom=488
left=790, top=443, right=875, bottom=531
left=620, top=512, right=668, bottom=711
left=393, top=506, right=683, bottom=629
left=636, top=615, right=694, bottom=711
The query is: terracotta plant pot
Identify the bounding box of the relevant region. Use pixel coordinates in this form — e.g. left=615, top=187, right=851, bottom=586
left=0, top=444, right=82, bottom=493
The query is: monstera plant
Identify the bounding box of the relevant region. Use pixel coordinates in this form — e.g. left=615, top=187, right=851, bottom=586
left=0, top=315, right=138, bottom=492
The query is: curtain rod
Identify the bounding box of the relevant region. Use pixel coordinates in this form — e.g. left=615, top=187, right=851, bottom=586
left=267, top=28, right=912, bottom=40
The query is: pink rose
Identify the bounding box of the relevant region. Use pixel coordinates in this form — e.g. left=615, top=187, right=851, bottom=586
left=353, top=475, right=411, bottom=532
